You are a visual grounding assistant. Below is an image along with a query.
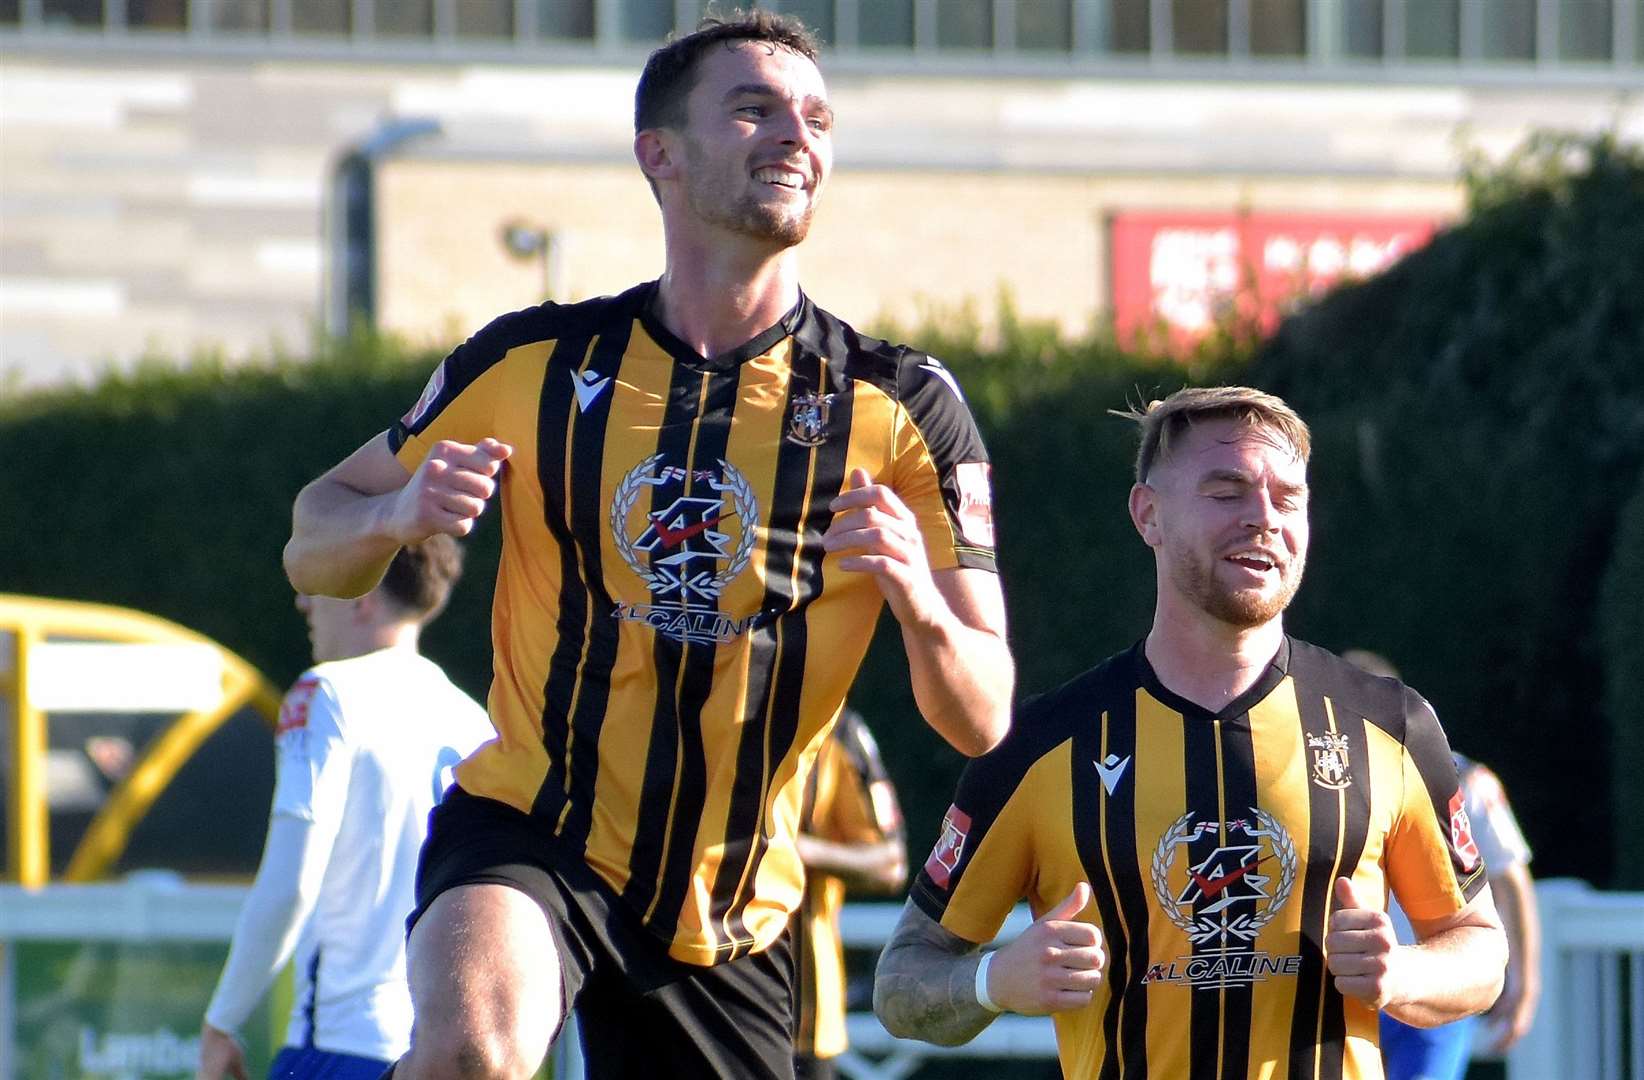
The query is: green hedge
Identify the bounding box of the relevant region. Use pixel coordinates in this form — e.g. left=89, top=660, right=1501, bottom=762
left=1601, top=472, right=1644, bottom=889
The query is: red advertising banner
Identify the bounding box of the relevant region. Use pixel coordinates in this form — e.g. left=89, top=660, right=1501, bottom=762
left=1108, top=211, right=1441, bottom=349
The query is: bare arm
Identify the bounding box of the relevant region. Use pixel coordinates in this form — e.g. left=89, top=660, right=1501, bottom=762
left=875, top=885, right=1105, bottom=1046
left=795, top=833, right=906, bottom=893
left=1327, top=877, right=1507, bottom=1028
left=284, top=432, right=510, bottom=597
left=1483, top=863, right=1540, bottom=1050
left=823, top=468, right=1013, bottom=755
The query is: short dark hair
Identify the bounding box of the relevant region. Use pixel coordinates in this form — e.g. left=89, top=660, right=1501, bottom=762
left=634, top=8, right=821, bottom=134
left=378, top=535, right=464, bottom=623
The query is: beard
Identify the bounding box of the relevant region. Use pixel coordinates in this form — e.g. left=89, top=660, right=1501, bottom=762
left=683, top=139, right=815, bottom=247
left=1169, top=542, right=1305, bottom=629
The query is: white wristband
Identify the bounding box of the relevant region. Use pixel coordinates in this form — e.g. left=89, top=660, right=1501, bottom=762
left=974, top=951, right=1003, bottom=1013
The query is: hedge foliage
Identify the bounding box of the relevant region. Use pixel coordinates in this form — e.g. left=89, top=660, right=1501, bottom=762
left=6, top=132, right=1639, bottom=886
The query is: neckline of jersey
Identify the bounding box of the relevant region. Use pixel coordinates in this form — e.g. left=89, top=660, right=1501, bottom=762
left=635, top=279, right=808, bottom=373
left=1131, top=636, right=1293, bottom=726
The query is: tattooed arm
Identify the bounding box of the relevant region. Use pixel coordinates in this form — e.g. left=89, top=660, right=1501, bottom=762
left=874, top=885, right=1106, bottom=1046
left=873, top=900, right=997, bottom=1046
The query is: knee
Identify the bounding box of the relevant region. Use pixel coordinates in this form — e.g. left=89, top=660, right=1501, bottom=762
left=402, top=1031, right=542, bottom=1080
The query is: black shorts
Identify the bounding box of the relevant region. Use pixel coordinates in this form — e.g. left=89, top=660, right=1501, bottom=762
left=410, top=788, right=797, bottom=1080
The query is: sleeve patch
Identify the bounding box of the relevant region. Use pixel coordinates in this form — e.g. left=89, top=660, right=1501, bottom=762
left=954, top=461, right=995, bottom=548
left=276, top=675, right=320, bottom=736
left=1448, top=790, right=1482, bottom=874
left=402, top=360, right=448, bottom=429
left=924, top=804, right=972, bottom=889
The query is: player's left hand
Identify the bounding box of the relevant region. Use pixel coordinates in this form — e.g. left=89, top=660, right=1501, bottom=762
left=1484, top=977, right=1538, bottom=1051
left=196, top=1022, right=248, bottom=1080
left=823, top=468, right=942, bottom=627
left=1324, top=876, right=1404, bottom=1009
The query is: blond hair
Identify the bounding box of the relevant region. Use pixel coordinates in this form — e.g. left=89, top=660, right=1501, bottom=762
left=1114, top=386, right=1311, bottom=483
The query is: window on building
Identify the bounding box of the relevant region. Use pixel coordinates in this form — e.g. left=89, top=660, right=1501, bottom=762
left=1112, top=0, right=1152, bottom=52
left=621, top=0, right=676, bottom=41
left=454, top=0, right=512, bottom=37
left=1477, top=0, right=1536, bottom=60
left=1017, top=0, right=1073, bottom=50
left=1404, top=0, right=1460, bottom=58
left=938, top=0, right=993, bottom=48
left=1560, top=0, right=1612, bottom=60
left=41, top=0, right=103, bottom=27
left=210, top=0, right=267, bottom=32
left=292, top=0, right=347, bottom=34
left=1174, top=0, right=1228, bottom=53
left=376, top=0, right=433, bottom=36
left=128, top=0, right=186, bottom=30
left=1251, top=0, right=1305, bottom=55
left=858, top=0, right=914, bottom=47
left=771, top=0, right=834, bottom=44
left=536, top=0, right=593, bottom=38
left=1342, top=0, right=1382, bottom=57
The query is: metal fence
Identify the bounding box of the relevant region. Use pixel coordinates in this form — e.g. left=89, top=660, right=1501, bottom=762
left=0, top=876, right=1637, bottom=1078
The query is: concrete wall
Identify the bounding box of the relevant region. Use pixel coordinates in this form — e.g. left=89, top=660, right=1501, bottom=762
left=2, top=46, right=1638, bottom=387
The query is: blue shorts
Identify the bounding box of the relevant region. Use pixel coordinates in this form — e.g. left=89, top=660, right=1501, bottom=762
left=267, top=1046, right=391, bottom=1080
left=1379, top=1012, right=1478, bottom=1080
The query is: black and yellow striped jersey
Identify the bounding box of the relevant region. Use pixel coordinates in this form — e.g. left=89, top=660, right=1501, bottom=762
left=911, top=638, right=1486, bottom=1080
left=390, top=281, right=994, bottom=965
left=793, top=709, right=904, bottom=1058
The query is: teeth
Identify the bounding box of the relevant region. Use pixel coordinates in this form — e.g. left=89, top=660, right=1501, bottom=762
left=754, top=167, right=802, bottom=188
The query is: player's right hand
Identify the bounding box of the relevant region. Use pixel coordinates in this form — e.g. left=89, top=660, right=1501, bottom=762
left=986, top=882, right=1106, bottom=1015
left=195, top=1022, right=248, bottom=1080
left=388, top=438, right=512, bottom=542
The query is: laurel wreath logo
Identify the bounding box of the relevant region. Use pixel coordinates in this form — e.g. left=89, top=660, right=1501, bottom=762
left=609, top=454, right=759, bottom=600
left=1150, top=807, right=1297, bottom=942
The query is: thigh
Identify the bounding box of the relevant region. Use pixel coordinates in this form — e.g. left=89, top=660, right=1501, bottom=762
left=400, top=883, right=562, bottom=1079
left=578, top=931, right=797, bottom=1080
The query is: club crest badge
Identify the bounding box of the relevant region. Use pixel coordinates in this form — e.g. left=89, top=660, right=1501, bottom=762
left=610, top=454, right=761, bottom=645
left=1307, top=731, right=1353, bottom=791
left=786, top=389, right=834, bottom=447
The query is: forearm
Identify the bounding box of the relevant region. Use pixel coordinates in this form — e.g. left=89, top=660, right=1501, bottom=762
left=284, top=475, right=404, bottom=597
left=205, top=817, right=325, bottom=1031
left=873, top=903, right=997, bottom=1046
left=1497, top=867, right=1540, bottom=996
left=1383, top=924, right=1508, bottom=1028
left=901, top=615, right=1013, bottom=756
left=796, top=834, right=906, bottom=893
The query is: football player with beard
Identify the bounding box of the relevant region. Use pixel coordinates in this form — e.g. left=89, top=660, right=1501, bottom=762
left=874, top=386, right=1506, bottom=1080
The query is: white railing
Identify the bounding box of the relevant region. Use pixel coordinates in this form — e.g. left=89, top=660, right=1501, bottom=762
left=1, top=877, right=1637, bottom=1079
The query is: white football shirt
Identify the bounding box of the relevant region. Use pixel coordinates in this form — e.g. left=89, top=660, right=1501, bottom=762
left=207, top=646, right=493, bottom=1060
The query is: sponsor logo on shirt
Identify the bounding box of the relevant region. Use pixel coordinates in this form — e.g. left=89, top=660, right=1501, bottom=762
left=1449, top=790, right=1482, bottom=873
left=924, top=805, right=972, bottom=889
left=1143, top=808, right=1302, bottom=989
left=610, top=454, right=761, bottom=645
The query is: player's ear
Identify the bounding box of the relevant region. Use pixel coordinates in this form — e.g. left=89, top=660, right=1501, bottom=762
left=1130, top=482, right=1162, bottom=547
left=634, top=128, right=681, bottom=185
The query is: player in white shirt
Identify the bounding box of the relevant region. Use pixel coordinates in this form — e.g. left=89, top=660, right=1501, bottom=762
left=198, top=536, right=493, bottom=1080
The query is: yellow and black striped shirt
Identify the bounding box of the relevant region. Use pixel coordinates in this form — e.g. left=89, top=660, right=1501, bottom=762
left=794, top=709, right=904, bottom=1059
left=391, top=282, right=994, bottom=965
left=912, top=639, right=1486, bottom=1080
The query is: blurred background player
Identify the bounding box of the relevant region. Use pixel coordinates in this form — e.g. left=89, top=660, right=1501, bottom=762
left=792, top=708, right=907, bottom=1080
left=197, top=536, right=492, bottom=1080
left=1342, top=649, right=1541, bottom=1080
